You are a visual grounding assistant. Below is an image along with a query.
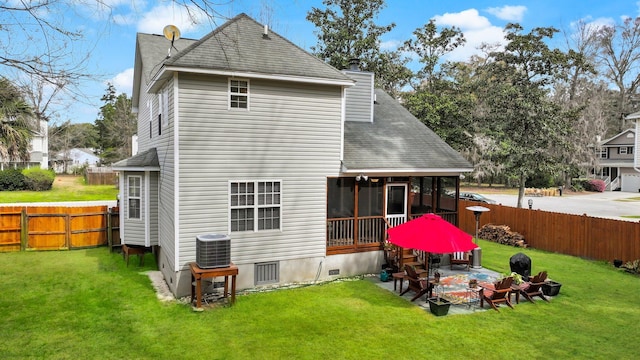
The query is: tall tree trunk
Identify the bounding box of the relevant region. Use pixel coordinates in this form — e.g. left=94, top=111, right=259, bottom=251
left=517, top=173, right=526, bottom=208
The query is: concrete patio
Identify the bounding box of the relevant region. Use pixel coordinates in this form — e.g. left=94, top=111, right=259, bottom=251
left=369, top=266, right=506, bottom=315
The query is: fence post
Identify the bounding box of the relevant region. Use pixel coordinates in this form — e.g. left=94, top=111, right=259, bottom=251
left=65, top=214, right=71, bottom=249
left=107, top=207, right=113, bottom=250
left=20, top=208, right=27, bottom=251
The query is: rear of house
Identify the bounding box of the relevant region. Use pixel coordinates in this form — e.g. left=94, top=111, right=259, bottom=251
left=115, top=14, right=472, bottom=298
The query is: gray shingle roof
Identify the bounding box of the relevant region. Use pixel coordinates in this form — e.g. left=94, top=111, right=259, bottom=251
left=163, top=13, right=351, bottom=82
left=137, top=33, right=197, bottom=82
left=112, top=148, right=159, bottom=169
left=343, top=89, right=472, bottom=172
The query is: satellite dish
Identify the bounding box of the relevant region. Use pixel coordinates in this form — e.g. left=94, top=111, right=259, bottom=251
left=163, top=25, right=181, bottom=41
left=163, top=25, right=181, bottom=58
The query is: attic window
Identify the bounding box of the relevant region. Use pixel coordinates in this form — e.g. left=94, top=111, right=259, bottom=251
left=229, top=79, right=249, bottom=109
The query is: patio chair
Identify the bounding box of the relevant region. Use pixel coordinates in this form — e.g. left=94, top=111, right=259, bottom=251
left=450, top=251, right=471, bottom=271
left=400, top=265, right=433, bottom=302
left=518, top=271, right=549, bottom=303
left=479, top=276, right=514, bottom=311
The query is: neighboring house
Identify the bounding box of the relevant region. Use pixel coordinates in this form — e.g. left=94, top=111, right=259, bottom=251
left=51, top=148, right=100, bottom=174
left=0, top=118, right=48, bottom=170
left=593, top=128, right=638, bottom=192
left=113, top=14, right=472, bottom=297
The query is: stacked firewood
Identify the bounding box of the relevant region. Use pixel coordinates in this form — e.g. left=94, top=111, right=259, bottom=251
left=478, top=224, right=528, bottom=247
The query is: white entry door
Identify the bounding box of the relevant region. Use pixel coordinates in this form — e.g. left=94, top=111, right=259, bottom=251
left=386, top=184, right=407, bottom=228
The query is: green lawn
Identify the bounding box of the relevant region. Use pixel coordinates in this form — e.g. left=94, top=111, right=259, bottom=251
left=0, top=175, right=118, bottom=203
left=1, top=241, right=639, bottom=359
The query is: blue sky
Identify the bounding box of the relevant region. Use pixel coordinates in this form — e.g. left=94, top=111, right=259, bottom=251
left=22, top=0, right=640, bottom=124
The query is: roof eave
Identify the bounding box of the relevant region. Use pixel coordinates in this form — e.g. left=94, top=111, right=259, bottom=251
left=340, top=167, right=474, bottom=177
left=113, top=166, right=160, bottom=172
left=147, top=65, right=355, bottom=93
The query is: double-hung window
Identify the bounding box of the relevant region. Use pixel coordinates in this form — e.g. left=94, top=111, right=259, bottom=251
left=128, top=176, right=141, bottom=220
left=229, top=79, right=249, bottom=109
left=230, top=180, right=281, bottom=232
left=598, top=148, right=607, bottom=159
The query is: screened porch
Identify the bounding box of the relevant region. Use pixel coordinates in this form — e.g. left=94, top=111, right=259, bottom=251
left=326, top=176, right=460, bottom=255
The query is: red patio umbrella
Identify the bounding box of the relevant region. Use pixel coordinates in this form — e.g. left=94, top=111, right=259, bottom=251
left=387, top=214, right=477, bottom=275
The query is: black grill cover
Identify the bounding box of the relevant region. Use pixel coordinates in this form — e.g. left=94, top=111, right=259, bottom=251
left=509, top=253, right=532, bottom=280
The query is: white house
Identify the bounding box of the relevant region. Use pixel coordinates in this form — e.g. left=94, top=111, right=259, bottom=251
left=51, top=148, right=100, bottom=174
left=0, top=118, right=48, bottom=170
left=113, top=14, right=472, bottom=297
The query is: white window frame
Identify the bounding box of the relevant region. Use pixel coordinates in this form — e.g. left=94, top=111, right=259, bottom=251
left=620, top=147, right=628, bottom=154
left=127, top=175, right=142, bottom=220
left=598, top=148, right=607, bottom=159
left=159, top=89, right=169, bottom=128
left=148, top=98, right=153, bottom=139
left=229, top=180, right=281, bottom=232
left=229, top=78, right=249, bottom=110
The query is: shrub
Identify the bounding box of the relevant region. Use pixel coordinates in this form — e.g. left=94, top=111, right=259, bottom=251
left=586, top=179, right=606, bottom=192
left=0, top=169, right=26, bottom=191
left=525, top=172, right=554, bottom=189
left=22, top=168, right=55, bottom=191
left=571, top=182, right=584, bottom=192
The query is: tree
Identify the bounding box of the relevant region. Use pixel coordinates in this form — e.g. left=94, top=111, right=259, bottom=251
left=595, top=17, right=640, bottom=131
left=399, top=19, right=472, bottom=152
left=0, top=77, right=35, bottom=167
left=95, top=84, right=136, bottom=164
left=1, top=1, right=238, bottom=111
left=401, top=19, right=466, bottom=91
left=306, top=0, right=410, bottom=91
left=49, top=121, right=98, bottom=173
left=479, top=24, right=576, bottom=208
left=554, top=20, right=610, bottom=186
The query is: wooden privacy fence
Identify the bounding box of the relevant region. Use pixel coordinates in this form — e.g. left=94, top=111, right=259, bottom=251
left=0, top=206, right=120, bottom=252
left=85, top=167, right=117, bottom=186
left=458, top=200, right=640, bottom=263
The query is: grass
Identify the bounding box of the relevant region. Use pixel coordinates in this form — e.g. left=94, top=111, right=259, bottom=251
left=1, top=241, right=639, bottom=359
left=0, top=175, right=117, bottom=203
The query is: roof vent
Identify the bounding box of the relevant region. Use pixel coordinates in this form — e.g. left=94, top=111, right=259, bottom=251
left=263, top=24, right=270, bottom=39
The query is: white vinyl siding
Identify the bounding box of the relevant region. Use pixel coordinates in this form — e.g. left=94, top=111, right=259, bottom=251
left=176, top=74, right=342, bottom=266
left=342, top=70, right=373, bottom=123
left=148, top=172, right=159, bottom=245
left=156, top=78, right=177, bottom=270
left=122, top=172, right=146, bottom=246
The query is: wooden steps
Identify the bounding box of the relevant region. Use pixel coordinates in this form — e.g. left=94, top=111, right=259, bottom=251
left=401, top=248, right=426, bottom=273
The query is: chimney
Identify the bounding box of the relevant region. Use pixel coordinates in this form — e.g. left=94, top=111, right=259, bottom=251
left=348, top=58, right=360, bottom=71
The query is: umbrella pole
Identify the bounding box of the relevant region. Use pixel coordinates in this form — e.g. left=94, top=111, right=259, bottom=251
left=426, top=252, right=430, bottom=278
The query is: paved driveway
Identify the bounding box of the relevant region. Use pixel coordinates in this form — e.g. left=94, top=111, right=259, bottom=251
left=477, top=191, right=640, bottom=222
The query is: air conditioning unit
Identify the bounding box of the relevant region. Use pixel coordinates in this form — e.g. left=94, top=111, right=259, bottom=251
left=196, top=234, right=231, bottom=268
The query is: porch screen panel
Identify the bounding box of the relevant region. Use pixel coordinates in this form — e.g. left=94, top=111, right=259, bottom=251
left=357, top=181, right=384, bottom=244
left=437, top=176, right=457, bottom=212
left=411, top=177, right=433, bottom=214
left=327, top=178, right=355, bottom=218
left=357, top=181, right=383, bottom=216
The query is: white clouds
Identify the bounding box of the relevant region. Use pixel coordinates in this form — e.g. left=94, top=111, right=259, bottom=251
left=136, top=4, right=209, bottom=35
left=433, top=9, right=491, bottom=30
left=111, top=68, right=134, bottom=96
left=430, top=9, right=507, bottom=62
left=485, top=5, right=527, bottom=22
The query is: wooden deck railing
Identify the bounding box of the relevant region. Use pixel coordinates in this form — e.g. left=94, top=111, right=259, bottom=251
left=327, top=211, right=458, bottom=254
